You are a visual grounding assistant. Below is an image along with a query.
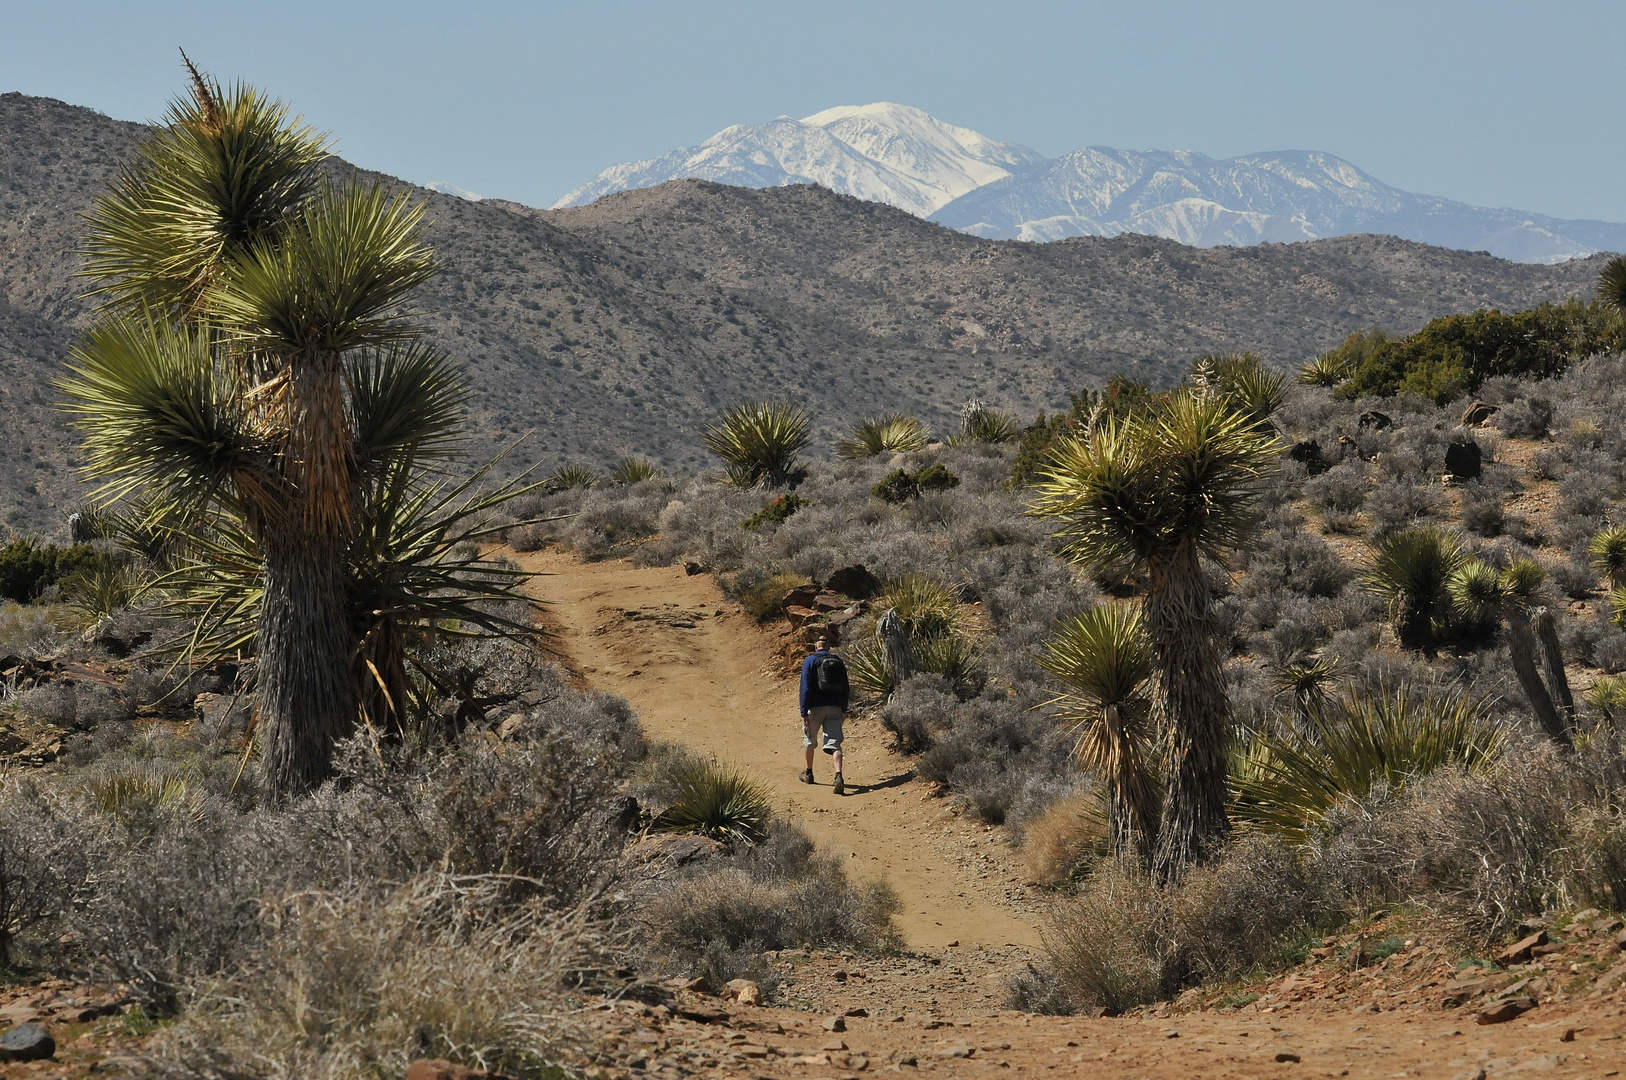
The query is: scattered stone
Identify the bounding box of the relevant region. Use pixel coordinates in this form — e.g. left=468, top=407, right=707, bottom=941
left=1439, top=978, right=1489, bottom=1007
left=825, top=565, right=881, bottom=600
left=1461, top=401, right=1500, bottom=427
left=1274, top=1052, right=1301, bottom=1063
left=1477, top=996, right=1538, bottom=1025
left=669, top=1004, right=728, bottom=1024
left=1496, top=930, right=1548, bottom=966
left=844, top=1007, right=869, bottom=1017
left=833, top=969, right=848, bottom=983
left=1460, top=1069, right=1487, bottom=1080
left=0, top=1024, right=53, bottom=1062
left=1561, top=1028, right=1577, bottom=1042
left=405, top=1060, right=514, bottom=1080
left=682, top=560, right=707, bottom=576
left=781, top=584, right=822, bottom=613
left=936, top=1045, right=974, bottom=1059
left=822, top=1039, right=848, bottom=1051
left=823, top=1015, right=847, bottom=1032
left=737, top=1044, right=768, bottom=1058
left=1164, top=1029, right=1180, bottom=1039
left=1444, top=439, right=1483, bottom=481
left=629, top=834, right=723, bottom=866
left=1358, top=410, right=1392, bottom=431
left=945, top=940, right=959, bottom=948
left=1615, top=927, right=1626, bottom=952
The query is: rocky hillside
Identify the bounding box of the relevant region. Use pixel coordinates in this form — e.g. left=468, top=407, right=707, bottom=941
left=0, top=91, right=1607, bottom=536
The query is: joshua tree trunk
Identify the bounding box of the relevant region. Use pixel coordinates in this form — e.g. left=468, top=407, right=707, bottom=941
left=256, top=353, right=358, bottom=793
left=878, top=609, right=914, bottom=695
left=1506, top=608, right=1570, bottom=747
left=1532, top=607, right=1576, bottom=729
left=1146, top=541, right=1231, bottom=881
left=1104, top=702, right=1157, bottom=866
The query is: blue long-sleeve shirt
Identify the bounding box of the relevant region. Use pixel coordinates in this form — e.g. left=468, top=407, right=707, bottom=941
left=799, top=649, right=850, bottom=714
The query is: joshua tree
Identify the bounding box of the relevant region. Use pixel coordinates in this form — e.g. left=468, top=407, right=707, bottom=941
left=1031, top=391, right=1278, bottom=879
left=1448, top=558, right=1573, bottom=745
left=66, top=63, right=494, bottom=792
left=1365, top=527, right=1466, bottom=654
left=1599, top=255, right=1626, bottom=311
left=1040, top=602, right=1158, bottom=861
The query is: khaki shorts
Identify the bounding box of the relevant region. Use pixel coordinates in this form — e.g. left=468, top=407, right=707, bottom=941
left=803, top=705, right=844, bottom=754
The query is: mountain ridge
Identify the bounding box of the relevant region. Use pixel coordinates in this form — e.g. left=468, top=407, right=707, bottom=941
left=0, top=91, right=1606, bottom=537
left=556, top=103, right=1626, bottom=264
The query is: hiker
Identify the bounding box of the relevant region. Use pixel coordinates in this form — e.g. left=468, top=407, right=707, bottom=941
left=799, top=635, right=850, bottom=794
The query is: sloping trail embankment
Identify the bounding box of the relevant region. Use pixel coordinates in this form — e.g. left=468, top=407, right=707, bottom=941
left=514, top=548, right=1041, bottom=950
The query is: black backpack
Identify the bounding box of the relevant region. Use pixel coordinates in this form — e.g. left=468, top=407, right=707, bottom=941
left=813, top=653, right=849, bottom=695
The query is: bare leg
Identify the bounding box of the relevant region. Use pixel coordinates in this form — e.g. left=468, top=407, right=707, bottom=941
left=833, top=747, right=844, bottom=775
left=804, top=743, right=816, bottom=772
left=804, top=718, right=816, bottom=773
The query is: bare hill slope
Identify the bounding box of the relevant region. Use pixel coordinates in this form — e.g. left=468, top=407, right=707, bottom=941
left=0, top=91, right=1606, bottom=534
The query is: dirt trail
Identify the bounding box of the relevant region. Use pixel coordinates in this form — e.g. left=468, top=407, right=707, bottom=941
left=517, top=549, right=1041, bottom=950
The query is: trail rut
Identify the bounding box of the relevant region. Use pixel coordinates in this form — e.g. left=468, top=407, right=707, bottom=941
left=517, top=549, right=1042, bottom=950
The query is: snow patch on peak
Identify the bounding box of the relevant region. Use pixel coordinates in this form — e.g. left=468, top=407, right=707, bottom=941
left=427, top=181, right=482, bottom=202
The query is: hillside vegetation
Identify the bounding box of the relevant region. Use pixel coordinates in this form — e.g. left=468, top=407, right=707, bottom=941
left=0, top=90, right=1609, bottom=536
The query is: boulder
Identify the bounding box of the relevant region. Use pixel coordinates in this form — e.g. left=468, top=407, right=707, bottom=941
left=1445, top=439, right=1483, bottom=480
left=1461, top=401, right=1500, bottom=427
left=822, top=1015, right=846, bottom=1032
left=812, top=591, right=849, bottom=612
left=724, top=978, right=762, bottom=1005
left=405, top=1059, right=514, bottom=1080
left=1439, top=978, right=1488, bottom=1007
left=682, top=559, right=708, bottom=576
left=1289, top=440, right=1331, bottom=476
left=0, top=1024, right=54, bottom=1062
left=629, top=834, right=723, bottom=866
left=1496, top=930, right=1547, bottom=965
left=825, top=565, right=882, bottom=600
left=1358, top=410, right=1392, bottom=431
left=785, top=604, right=821, bottom=629
left=1477, top=996, right=1537, bottom=1025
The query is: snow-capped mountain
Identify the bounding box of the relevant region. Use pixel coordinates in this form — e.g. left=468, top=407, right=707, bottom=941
left=930, top=148, right=1626, bottom=264
left=426, top=181, right=482, bottom=201
left=551, top=103, right=1043, bottom=217
left=552, top=104, right=1626, bottom=264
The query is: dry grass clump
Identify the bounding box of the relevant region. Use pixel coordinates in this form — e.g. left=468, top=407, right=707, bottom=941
left=1020, top=790, right=1106, bottom=886
left=142, top=873, right=591, bottom=1080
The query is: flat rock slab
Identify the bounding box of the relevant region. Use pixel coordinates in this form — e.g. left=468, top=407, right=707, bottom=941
left=1478, top=996, right=1538, bottom=1025
left=0, top=1023, right=54, bottom=1062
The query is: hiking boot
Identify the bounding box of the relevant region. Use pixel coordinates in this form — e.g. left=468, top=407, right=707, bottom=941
left=800, top=768, right=814, bottom=785
left=833, top=772, right=844, bottom=795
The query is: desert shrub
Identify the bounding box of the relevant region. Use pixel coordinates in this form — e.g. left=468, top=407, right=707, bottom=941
left=1037, top=835, right=1330, bottom=1012
left=1459, top=484, right=1506, bottom=537
left=736, top=572, right=806, bottom=622
left=0, top=780, right=95, bottom=967
left=1366, top=480, right=1442, bottom=534
left=1337, top=300, right=1624, bottom=403
left=146, top=873, right=590, bottom=1080
left=878, top=673, right=956, bottom=753
left=653, top=756, right=772, bottom=845
left=740, top=493, right=806, bottom=531
left=641, top=819, right=900, bottom=990
left=0, top=540, right=101, bottom=604
left=563, top=483, right=667, bottom=557
left=1302, top=462, right=1368, bottom=514
left=1242, top=530, right=1353, bottom=599
left=1495, top=395, right=1554, bottom=439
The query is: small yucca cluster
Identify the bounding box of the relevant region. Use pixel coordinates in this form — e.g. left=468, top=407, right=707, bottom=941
left=836, top=414, right=931, bottom=458
left=704, top=399, right=811, bottom=487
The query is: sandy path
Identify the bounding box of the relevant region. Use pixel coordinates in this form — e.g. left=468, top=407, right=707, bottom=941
left=516, top=549, right=1040, bottom=950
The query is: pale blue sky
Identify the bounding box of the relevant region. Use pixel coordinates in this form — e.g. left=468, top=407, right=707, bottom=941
left=4, top=1, right=1624, bottom=220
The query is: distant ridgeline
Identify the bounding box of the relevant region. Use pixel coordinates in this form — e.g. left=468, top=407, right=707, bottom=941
left=1325, top=300, right=1626, bottom=404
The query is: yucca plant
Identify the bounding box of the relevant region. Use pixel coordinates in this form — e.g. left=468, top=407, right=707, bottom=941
left=608, top=457, right=663, bottom=485
left=1587, top=675, right=1626, bottom=723
left=546, top=463, right=597, bottom=491
left=836, top=414, right=930, bottom=458
left=1193, top=353, right=1285, bottom=431
left=912, top=632, right=980, bottom=685
left=1272, top=653, right=1342, bottom=725
left=958, top=400, right=1018, bottom=444
left=1232, top=683, right=1506, bottom=840
left=1031, top=390, right=1279, bottom=879
left=1591, top=525, right=1626, bottom=589
left=1447, top=557, right=1571, bottom=744
left=875, top=575, right=961, bottom=640
left=1600, top=255, right=1626, bottom=311
left=1039, top=603, right=1159, bottom=860
left=704, top=399, right=811, bottom=487
left=1365, top=527, right=1467, bottom=653
left=62, top=556, right=144, bottom=621
left=1297, top=350, right=1357, bottom=387
left=844, top=636, right=894, bottom=698
left=654, top=757, right=773, bottom=846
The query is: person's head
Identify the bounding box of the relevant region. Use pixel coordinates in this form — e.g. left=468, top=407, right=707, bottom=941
left=814, top=636, right=828, bottom=652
